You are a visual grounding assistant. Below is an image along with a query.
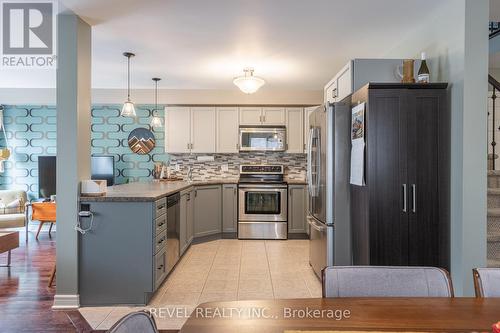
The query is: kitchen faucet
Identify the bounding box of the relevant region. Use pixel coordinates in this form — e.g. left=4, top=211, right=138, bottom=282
left=187, top=166, right=193, bottom=182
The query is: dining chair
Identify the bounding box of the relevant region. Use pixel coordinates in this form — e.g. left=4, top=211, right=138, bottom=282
left=322, top=266, right=454, bottom=298
left=473, top=268, right=500, bottom=297
left=106, top=311, right=159, bottom=333
left=30, top=202, right=56, bottom=241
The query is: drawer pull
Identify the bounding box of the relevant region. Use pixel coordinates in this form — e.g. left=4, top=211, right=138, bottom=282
left=157, top=265, right=164, bottom=270
left=157, top=205, right=165, bottom=210
left=157, top=222, right=164, bottom=227
left=157, top=238, right=165, bottom=245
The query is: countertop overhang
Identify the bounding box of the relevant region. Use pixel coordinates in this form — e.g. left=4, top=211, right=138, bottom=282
left=80, top=178, right=307, bottom=202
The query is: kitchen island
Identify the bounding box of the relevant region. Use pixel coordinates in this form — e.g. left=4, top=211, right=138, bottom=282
left=78, top=178, right=307, bottom=306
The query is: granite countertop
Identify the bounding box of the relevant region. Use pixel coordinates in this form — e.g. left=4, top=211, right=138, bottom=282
left=81, top=177, right=307, bottom=202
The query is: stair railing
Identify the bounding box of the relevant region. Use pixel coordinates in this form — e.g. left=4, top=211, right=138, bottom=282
left=489, top=75, right=500, bottom=170
left=490, top=21, right=500, bottom=39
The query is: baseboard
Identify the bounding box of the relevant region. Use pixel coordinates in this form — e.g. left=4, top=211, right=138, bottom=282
left=192, top=233, right=221, bottom=244
left=52, top=294, right=80, bottom=310
left=287, top=233, right=309, bottom=239
left=221, top=232, right=237, bottom=239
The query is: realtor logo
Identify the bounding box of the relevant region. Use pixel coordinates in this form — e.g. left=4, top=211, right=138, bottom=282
left=1, top=1, right=56, bottom=68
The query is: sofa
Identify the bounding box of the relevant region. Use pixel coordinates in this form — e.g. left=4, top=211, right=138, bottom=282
left=0, top=190, right=27, bottom=229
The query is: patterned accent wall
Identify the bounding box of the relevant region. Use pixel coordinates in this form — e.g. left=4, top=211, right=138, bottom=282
left=0, top=104, right=306, bottom=199
left=90, top=104, right=169, bottom=184
left=0, top=105, right=56, bottom=200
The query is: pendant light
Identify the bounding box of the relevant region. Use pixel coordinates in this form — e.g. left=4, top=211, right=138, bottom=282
left=121, top=52, right=136, bottom=117
left=150, top=77, right=163, bottom=128
left=233, top=67, right=265, bottom=94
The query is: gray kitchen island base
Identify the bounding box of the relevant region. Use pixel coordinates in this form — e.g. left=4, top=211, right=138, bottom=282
left=79, top=200, right=167, bottom=306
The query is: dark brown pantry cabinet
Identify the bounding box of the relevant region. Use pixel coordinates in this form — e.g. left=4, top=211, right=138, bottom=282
left=351, top=83, right=450, bottom=270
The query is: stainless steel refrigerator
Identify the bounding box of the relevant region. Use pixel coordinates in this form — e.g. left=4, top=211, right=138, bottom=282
left=307, top=98, right=352, bottom=277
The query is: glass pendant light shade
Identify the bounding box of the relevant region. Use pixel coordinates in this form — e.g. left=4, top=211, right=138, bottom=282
left=150, top=115, right=163, bottom=128
left=233, top=68, right=265, bottom=94
left=121, top=99, right=136, bottom=117
left=121, top=52, right=136, bottom=117
left=150, top=77, right=163, bottom=128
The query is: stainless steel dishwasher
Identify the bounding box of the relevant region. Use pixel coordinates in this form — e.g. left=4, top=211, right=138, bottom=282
left=166, top=193, right=180, bottom=273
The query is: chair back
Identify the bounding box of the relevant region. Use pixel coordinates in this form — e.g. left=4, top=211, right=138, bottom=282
left=0, top=190, right=27, bottom=213
left=322, top=266, right=454, bottom=298
left=473, top=268, right=500, bottom=297
left=31, top=202, right=56, bottom=222
left=106, top=311, right=158, bottom=333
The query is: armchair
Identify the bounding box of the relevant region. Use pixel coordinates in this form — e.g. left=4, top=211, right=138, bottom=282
left=0, top=190, right=27, bottom=229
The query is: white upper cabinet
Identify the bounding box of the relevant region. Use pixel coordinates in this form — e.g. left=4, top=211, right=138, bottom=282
left=165, top=107, right=190, bottom=153
left=336, top=62, right=353, bottom=102
left=239, top=107, right=262, bottom=126
left=285, top=108, right=303, bottom=153
left=303, top=106, right=317, bottom=153
left=262, top=107, right=286, bottom=125
left=324, top=61, right=353, bottom=104
left=191, top=107, right=216, bottom=153
left=216, top=107, right=239, bottom=153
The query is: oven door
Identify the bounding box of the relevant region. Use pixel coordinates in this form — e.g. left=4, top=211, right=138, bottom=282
left=238, top=184, right=287, bottom=222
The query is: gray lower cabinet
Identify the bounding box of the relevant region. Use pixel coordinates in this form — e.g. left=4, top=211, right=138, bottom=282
left=180, top=188, right=195, bottom=255
left=79, top=197, right=167, bottom=306
left=222, top=184, right=238, bottom=233
left=288, top=184, right=307, bottom=234
left=194, top=185, right=222, bottom=237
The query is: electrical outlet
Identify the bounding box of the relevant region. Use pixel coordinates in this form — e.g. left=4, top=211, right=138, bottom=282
left=174, top=164, right=180, bottom=172
left=221, top=164, right=229, bottom=172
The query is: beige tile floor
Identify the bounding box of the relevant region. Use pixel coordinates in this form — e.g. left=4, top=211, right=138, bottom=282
left=79, top=239, right=321, bottom=330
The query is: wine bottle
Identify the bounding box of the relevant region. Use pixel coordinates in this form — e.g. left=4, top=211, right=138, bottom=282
left=417, top=52, right=430, bottom=83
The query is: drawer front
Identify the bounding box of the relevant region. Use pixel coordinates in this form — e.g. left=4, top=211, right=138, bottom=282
left=155, top=198, right=167, bottom=218
left=155, top=214, right=167, bottom=235
left=154, top=249, right=167, bottom=290
left=154, top=229, right=167, bottom=254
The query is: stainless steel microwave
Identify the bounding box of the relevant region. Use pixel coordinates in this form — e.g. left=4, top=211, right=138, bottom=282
left=239, top=126, right=286, bottom=152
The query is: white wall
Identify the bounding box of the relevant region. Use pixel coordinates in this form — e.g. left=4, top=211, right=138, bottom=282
left=385, top=0, right=489, bottom=296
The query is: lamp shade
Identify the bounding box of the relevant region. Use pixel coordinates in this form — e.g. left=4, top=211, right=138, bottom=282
left=121, top=100, right=136, bottom=117
left=150, top=115, right=163, bottom=128
left=233, top=68, right=265, bottom=94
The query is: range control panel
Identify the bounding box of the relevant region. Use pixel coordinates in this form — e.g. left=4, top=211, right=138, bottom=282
left=239, top=165, right=284, bottom=175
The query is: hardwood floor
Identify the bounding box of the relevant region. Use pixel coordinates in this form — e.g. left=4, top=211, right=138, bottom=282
left=0, top=228, right=92, bottom=333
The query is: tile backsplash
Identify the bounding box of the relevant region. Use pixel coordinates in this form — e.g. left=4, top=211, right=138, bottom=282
left=169, top=152, right=306, bottom=181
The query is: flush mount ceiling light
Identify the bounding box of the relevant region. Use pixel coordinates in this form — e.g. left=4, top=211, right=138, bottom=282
left=233, top=68, right=265, bottom=94
left=150, top=77, right=163, bottom=128
left=121, top=52, right=136, bottom=117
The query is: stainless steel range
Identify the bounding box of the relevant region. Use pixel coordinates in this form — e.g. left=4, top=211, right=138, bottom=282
left=238, top=165, right=288, bottom=240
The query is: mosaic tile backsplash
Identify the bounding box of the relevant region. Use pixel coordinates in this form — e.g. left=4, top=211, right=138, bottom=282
left=169, top=153, right=306, bottom=181
left=0, top=105, right=306, bottom=199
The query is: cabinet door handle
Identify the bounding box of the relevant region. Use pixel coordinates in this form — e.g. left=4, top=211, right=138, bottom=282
left=402, top=184, right=407, bottom=213
left=332, top=88, right=338, bottom=98
left=411, top=184, right=416, bottom=213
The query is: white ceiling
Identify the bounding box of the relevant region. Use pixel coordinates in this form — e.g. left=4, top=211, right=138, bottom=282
left=1, top=0, right=454, bottom=89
